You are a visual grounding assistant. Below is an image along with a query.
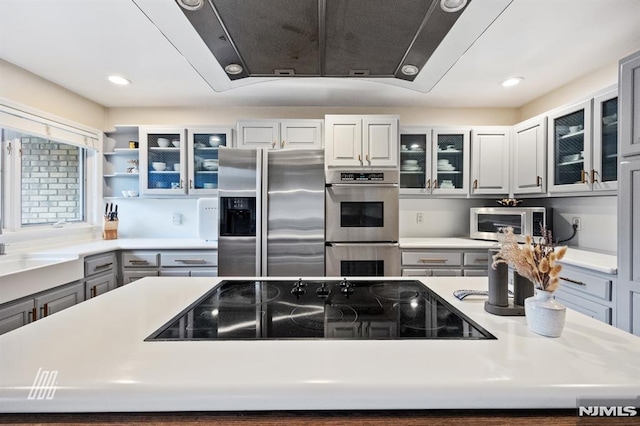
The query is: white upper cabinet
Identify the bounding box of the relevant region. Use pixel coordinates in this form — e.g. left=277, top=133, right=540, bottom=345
left=620, top=51, right=640, bottom=158
left=399, top=127, right=470, bottom=195
left=140, top=126, right=231, bottom=195
left=237, top=119, right=323, bottom=149
left=470, top=127, right=510, bottom=195
left=547, top=100, right=594, bottom=193
left=512, top=117, right=547, bottom=195
left=592, top=90, right=618, bottom=191
left=325, top=115, right=399, bottom=168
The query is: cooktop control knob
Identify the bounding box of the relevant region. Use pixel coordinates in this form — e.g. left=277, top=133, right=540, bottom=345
left=291, top=279, right=307, bottom=297
left=340, top=278, right=355, bottom=296
left=316, top=283, right=331, bottom=298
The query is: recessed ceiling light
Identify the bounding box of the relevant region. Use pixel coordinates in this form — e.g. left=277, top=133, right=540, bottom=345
left=500, top=77, right=524, bottom=88
left=224, top=63, right=243, bottom=75
left=177, top=0, right=204, bottom=11
left=107, top=75, right=131, bottom=86
left=401, top=64, right=419, bottom=76
left=440, top=0, right=468, bottom=13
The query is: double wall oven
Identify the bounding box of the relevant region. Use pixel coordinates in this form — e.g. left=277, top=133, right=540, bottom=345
left=325, top=169, right=400, bottom=276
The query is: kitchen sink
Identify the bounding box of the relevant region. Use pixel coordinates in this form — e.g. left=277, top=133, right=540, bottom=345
left=0, top=253, right=83, bottom=304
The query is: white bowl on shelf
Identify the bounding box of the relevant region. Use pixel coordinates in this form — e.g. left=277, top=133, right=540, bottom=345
left=209, top=136, right=221, bottom=147
left=157, top=138, right=170, bottom=147
left=203, top=183, right=216, bottom=189
left=202, top=160, right=219, bottom=171
left=127, top=190, right=139, bottom=197
left=402, top=159, right=418, bottom=166
left=171, top=140, right=180, bottom=148
left=152, top=162, right=166, bottom=171
left=173, top=163, right=181, bottom=172
left=121, top=190, right=129, bottom=197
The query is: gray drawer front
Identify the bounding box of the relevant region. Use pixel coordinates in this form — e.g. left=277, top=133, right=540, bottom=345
left=401, top=269, right=432, bottom=277
left=122, top=252, right=159, bottom=268
left=464, top=269, right=488, bottom=277
left=555, top=292, right=611, bottom=324
left=463, top=252, right=490, bottom=267
left=160, top=252, right=218, bottom=267
left=558, top=269, right=612, bottom=301
left=84, top=252, right=116, bottom=276
left=402, top=252, right=461, bottom=266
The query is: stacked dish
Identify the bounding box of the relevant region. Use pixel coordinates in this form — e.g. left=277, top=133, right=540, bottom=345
left=437, top=159, right=455, bottom=171
left=439, top=179, right=455, bottom=189
left=401, top=159, right=421, bottom=171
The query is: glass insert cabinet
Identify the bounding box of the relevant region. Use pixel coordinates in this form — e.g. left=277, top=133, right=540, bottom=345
left=139, top=127, right=231, bottom=195
left=400, top=127, right=470, bottom=195
left=548, top=92, right=618, bottom=193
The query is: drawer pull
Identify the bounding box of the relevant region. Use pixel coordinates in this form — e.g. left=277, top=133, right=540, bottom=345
left=560, top=276, right=586, bottom=286
left=473, top=258, right=488, bottom=263
left=95, top=262, right=113, bottom=270
left=42, top=304, right=49, bottom=317
left=175, top=259, right=207, bottom=264
left=30, top=307, right=37, bottom=322
left=91, top=286, right=97, bottom=298
left=419, top=258, right=447, bottom=263
left=130, top=260, right=150, bottom=265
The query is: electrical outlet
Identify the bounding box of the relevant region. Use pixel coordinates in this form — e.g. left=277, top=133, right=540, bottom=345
left=571, top=217, right=582, bottom=231
left=416, top=212, right=424, bottom=224
left=172, top=213, right=182, bottom=225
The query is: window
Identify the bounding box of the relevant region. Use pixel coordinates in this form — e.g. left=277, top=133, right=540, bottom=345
left=0, top=103, right=99, bottom=237
left=18, top=132, right=86, bottom=225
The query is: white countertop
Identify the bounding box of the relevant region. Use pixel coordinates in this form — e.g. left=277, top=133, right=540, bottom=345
left=399, top=238, right=617, bottom=274
left=37, top=238, right=218, bottom=257
left=0, top=276, right=638, bottom=413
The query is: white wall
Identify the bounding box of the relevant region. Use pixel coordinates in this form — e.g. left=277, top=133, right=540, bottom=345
left=399, top=198, right=490, bottom=238
left=529, top=196, right=617, bottom=253
left=0, top=59, right=106, bottom=130
left=114, top=198, right=200, bottom=238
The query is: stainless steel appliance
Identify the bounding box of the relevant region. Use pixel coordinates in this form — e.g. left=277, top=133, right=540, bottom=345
left=218, top=148, right=325, bottom=276
left=470, top=207, right=553, bottom=242
left=146, top=279, right=496, bottom=341
left=325, top=169, right=400, bottom=276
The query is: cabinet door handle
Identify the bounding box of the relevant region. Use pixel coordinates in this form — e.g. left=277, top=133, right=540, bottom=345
left=366, top=154, right=370, bottom=163
left=189, top=179, right=193, bottom=189
left=591, top=169, right=599, bottom=183
left=30, top=307, right=37, bottom=322
left=473, top=179, right=478, bottom=190
left=419, top=258, right=448, bottom=263
left=281, top=140, right=285, bottom=148
left=580, top=169, right=588, bottom=184
left=95, top=262, right=113, bottom=270
left=560, top=276, right=586, bottom=286
left=426, top=178, right=431, bottom=190
left=433, top=179, right=438, bottom=189
left=272, top=140, right=276, bottom=148
left=536, top=176, right=542, bottom=187
left=42, top=304, right=49, bottom=317
left=358, top=154, right=362, bottom=163
left=175, top=259, right=207, bottom=264
left=91, top=286, right=97, bottom=298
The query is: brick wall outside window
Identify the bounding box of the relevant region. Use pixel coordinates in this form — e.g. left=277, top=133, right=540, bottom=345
left=21, top=137, right=84, bottom=225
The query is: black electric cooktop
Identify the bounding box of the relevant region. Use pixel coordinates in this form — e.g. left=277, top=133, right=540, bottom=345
left=146, top=279, right=495, bottom=341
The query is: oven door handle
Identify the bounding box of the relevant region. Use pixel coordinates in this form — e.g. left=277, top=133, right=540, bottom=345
left=326, top=242, right=399, bottom=247
left=326, top=183, right=399, bottom=188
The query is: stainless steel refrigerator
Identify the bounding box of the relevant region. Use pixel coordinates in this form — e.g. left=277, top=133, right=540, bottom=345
left=218, top=148, right=325, bottom=276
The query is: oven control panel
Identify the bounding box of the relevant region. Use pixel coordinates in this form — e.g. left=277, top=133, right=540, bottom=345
left=340, top=172, right=385, bottom=182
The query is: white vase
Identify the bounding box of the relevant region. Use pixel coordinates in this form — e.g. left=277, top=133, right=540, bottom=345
left=524, top=289, right=566, bottom=337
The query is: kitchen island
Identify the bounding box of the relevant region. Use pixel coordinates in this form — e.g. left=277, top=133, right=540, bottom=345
left=0, top=276, right=638, bottom=415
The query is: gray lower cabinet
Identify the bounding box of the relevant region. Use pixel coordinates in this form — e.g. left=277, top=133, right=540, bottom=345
left=617, top=49, right=640, bottom=335
left=0, top=281, right=84, bottom=336
left=401, top=249, right=489, bottom=277
left=554, top=264, right=615, bottom=325
left=84, top=252, right=117, bottom=299
left=120, top=250, right=218, bottom=284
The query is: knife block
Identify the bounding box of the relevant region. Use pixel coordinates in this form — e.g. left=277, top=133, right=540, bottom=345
left=102, top=217, right=118, bottom=240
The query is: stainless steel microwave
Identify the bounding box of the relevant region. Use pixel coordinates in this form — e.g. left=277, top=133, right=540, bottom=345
left=470, top=207, right=553, bottom=242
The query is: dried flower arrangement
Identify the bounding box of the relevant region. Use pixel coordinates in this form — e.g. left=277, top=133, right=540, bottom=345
left=491, top=227, right=567, bottom=292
